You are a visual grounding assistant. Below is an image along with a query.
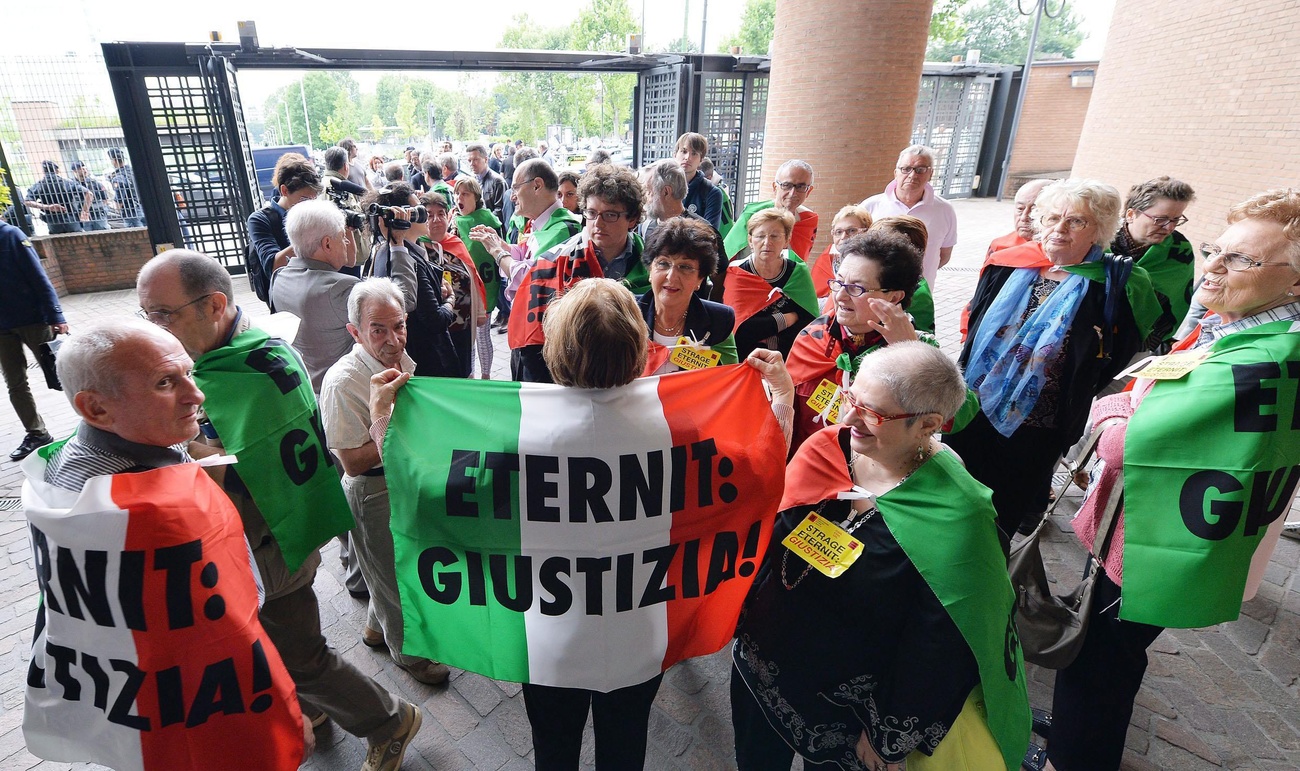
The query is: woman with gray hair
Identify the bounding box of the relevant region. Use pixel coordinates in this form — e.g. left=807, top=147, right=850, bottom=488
left=1109, top=176, right=1197, bottom=352
left=732, top=342, right=1030, bottom=771
left=944, top=179, right=1160, bottom=544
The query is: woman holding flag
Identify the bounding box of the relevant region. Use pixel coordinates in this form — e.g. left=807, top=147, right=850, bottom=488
left=1042, top=189, right=1300, bottom=771
left=943, top=179, right=1159, bottom=544
left=731, top=342, right=1030, bottom=771
left=638, top=217, right=738, bottom=375
left=724, top=208, right=819, bottom=358
left=785, top=230, right=930, bottom=454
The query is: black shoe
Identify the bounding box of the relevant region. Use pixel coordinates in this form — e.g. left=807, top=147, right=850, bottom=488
left=1031, top=707, right=1052, bottom=740
left=9, top=431, right=53, bottom=462
left=1023, top=742, right=1048, bottom=771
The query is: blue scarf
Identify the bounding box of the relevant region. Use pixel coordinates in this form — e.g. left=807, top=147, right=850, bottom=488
left=966, top=246, right=1100, bottom=436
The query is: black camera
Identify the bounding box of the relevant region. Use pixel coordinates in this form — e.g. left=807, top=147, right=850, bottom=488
left=324, top=182, right=367, bottom=230
left=368, top=203, right=428, bottom=231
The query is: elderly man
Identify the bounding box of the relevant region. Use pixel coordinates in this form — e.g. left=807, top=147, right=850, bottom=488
left=25, top=318, right=309, bottom=769
left=724, top=159, right=819, bottom=262
left=986, top=178, right=1054, bottom=260
left=270, top=199, right=360, bottom=393
left=639, top=158, right=711, bottom=246
left=320, top=278, right=450, bottom=685
left=1, top=221, right=66, bottom=461
left=861, top=145, right=957, bottom=285
left=466, top=142, right=505, bottom=221
left=438, top=153, right=470, bottom=188
left=136, top=250, right=423, bottom=771
left=675, top=132, right=724, bottom=231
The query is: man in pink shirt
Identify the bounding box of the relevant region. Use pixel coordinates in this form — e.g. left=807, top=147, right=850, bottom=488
left=861, top=144, right=958, bottom=285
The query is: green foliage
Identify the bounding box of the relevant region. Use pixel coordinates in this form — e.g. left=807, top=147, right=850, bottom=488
left=927, top=0, right=1085, bottom=64
left=718, top=0, right=775, bottom=55
left=496, top=0, right=639, bottom=142
left=262, top=71, right=362, bottom=150
left=928, top=0, right=970, bottom=49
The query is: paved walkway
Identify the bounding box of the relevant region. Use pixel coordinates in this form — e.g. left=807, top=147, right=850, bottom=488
left=1, top=198, right=1298, bottom=770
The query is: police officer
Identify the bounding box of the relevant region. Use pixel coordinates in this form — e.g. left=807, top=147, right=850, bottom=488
left=70, top=161, right=112, bottom=230
left=106, top=148, right=144, bottom=228
left=24, top=160, right=92, bottom=234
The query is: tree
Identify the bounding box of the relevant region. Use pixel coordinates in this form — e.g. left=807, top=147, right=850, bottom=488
left=927, top=0, right=1084, bottom=64
left=718, top=0, right=775, bottom=55
left=927, top=0, right=971, bottom=52
left=261, top=72, right=360, bottom=150
left=395, top=86, right=422, bottom=145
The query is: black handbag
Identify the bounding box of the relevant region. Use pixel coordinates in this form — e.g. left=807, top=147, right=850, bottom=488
left=1009, top=417, right=1123, bottom=669
left=37, top=337, right=62, bottom=391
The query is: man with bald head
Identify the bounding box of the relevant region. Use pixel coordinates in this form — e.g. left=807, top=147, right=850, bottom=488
left=723, top=159, right=820, bottom=263
left=986, top=178, right=1055, bottom=260
left=136, top=250, right=423, bottom=769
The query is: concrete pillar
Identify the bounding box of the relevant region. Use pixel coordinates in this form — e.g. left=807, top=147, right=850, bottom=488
left=761, top=0, right=934, bottom=258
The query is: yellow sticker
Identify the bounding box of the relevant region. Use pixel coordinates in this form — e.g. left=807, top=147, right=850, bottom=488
left=780, top=511, right=865, bottom=578
left=805, top=378, right=841, bottom=424
left=668, top=337, right=722, bottom=370
left=1116, top=349, right=1211, bottom=381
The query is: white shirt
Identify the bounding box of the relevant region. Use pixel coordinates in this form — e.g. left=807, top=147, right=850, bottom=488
left=861, top=180, right=958, bottom=285
left=320, top=343, right=416, bottom=473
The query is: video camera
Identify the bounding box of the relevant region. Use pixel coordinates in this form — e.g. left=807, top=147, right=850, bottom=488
left=368, top=203, right=429, bottom=231
left=324, top=180, right=367, bottom=230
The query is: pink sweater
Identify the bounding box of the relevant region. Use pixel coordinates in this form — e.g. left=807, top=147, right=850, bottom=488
left=1070, top=389, right=1145, bottom=584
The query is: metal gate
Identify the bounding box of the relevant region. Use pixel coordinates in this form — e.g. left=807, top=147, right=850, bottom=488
left=911, top=73, right=996, bottom=199
left=696, top=71, right=768, bottom=212
left=634, top=64, right=690, bottom=167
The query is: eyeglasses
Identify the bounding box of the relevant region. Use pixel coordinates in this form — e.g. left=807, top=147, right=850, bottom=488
left=1040, top=214, right=1093, bottom=231
left=137, top=293, right=213, bottom=325
left=831, top=226, right=863, bottom=239
left=650, top=259, right=700, bottom=276
left=510, top=178, right=534, bottom=192
left=827, top=279, right=891, bottom=298
left=1200, top=243, right=1294, bottom=272
left=582, top=208, right=628, bottom=223
left=774, top=181, right=811, bottom=192
left=841, top=389, right=928, bottom=426
left=897, top=166, right=932, bottom=176
left=1138, top=210, right=1189, bottom=229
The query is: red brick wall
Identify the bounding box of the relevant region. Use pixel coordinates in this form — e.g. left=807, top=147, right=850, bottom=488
left=763, top=0, right=935, bottom=260
left=1072, top=0, right=1300, bottom=250
left=1008, top=60, right=1098, bottom=179
left=31, top=228, right=154, bottom=296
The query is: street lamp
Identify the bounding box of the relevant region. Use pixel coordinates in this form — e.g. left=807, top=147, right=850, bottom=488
left=996, top=0, right=1068, bottom=200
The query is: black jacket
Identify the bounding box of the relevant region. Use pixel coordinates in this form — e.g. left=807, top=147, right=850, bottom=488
left=637, top=292, right=735, bottom=348
left=959, top=263, right=1144, bottom=451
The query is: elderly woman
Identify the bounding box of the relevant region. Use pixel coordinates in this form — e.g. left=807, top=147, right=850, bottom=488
left=871, top=214, right=936, bottom=334
left=732, top=342, right=1029, bottom=771
left=1037, top=189, right=1300, bottom=771
left=944, top=179, right=1159, bottom=543
left=723, top=207, right=819, bottom=358
left=812, top=205, right=873, bottom=303
left=369, top=277, right=795, bottom=770
left=361, top=184, right=459, bottom=377
left=1109, top=176, right=1197, bottom=352
left=640, top=218, right=737, bottom=374
left=786, top=230, right=932, bottom=453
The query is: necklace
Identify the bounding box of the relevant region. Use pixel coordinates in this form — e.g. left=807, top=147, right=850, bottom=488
left=754, top=256, right=785, bottom=282
left=655, top=305, right=689, bottom=337
left=780, top=443, right=932, bottom=590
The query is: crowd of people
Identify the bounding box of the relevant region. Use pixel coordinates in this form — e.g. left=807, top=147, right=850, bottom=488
left=4, top=123, right=1300, bottom=771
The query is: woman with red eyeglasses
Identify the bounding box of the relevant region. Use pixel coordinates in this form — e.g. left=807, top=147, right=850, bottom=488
left=730, top=342, right=1030, bottom=771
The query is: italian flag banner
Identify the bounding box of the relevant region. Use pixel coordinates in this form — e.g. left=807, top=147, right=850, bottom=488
left=193, top=328, right=355, bottom=572
left=1122, top=320, right=1300, bottom=628
left=21, top=456, right=303, bottom=771
left=385, top=365, right=784, bottom=691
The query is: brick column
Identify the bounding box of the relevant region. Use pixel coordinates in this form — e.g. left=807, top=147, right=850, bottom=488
left=762, top=0, right=935, bottom=258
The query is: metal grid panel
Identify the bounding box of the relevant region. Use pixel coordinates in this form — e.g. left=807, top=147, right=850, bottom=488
left=145, top=74, right=244, bottom=267
left=741, top=74, right=768, bottom=209
left=217, top=59, right=263, bottom=213
left=699, top=74, right=744, bottom=195
left=639, top=69, right=681, bottom=164
left=911, top=75, right=994, bottom=199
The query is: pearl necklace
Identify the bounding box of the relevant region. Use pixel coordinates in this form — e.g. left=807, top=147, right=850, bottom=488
left=655, top=305, right=689, bottom=337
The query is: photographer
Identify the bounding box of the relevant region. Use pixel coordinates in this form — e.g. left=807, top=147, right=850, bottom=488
left=247, top=153, right=322, bottom=300
left=362, top=184, right=459, bottom=377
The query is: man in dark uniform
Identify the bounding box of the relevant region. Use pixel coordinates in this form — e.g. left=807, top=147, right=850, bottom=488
left=70, top=161, right=112, bottom=230
left=24, top=161, right=92, bottom=234
left=106, top=148, right=144, bottom=228
left=0, top=221, right=66, bottom=460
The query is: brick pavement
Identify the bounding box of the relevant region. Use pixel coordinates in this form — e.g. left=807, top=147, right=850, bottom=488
left=1, top=198, right=1297, bottom=770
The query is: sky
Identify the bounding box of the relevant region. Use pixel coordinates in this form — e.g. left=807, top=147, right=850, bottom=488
left=2, top=0, right=1116, bottom=108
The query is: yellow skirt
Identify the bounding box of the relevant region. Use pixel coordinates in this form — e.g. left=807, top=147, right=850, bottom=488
left=907, top=686, right=1005, bottom=770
